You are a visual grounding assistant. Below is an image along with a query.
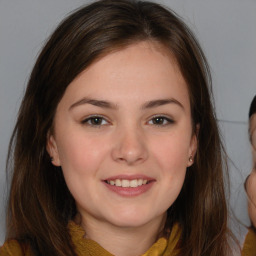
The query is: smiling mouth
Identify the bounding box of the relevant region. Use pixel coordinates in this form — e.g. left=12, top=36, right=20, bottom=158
left=104, top=179, right=150, bottom=188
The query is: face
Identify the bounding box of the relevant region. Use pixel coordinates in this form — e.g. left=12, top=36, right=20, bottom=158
left=250, top=113, right=256, bottom=166
left=47, top=41, right=197, bottom=229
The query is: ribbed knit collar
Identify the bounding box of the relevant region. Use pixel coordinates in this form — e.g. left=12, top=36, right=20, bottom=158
left=68, top=221, right=180, bottom=256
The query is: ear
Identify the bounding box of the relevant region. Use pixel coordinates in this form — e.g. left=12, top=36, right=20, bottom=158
left=187, top=124, right=199, bottom=167
left=46, top=133, right=61, bottom=166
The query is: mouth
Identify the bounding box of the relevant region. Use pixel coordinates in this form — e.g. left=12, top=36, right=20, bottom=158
left=102, top=175, right=155, bottom=197
left=104, top=179, right=150, bottom=188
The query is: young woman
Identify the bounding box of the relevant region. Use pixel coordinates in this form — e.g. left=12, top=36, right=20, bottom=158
left=1, top=0, right=235, bottom=255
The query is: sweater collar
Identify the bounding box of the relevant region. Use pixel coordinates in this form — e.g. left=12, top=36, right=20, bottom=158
left=68, top=221, right=180, bottom=256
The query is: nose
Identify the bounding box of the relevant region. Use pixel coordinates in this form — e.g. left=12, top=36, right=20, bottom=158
left=111, top=126, right=148, bottom=165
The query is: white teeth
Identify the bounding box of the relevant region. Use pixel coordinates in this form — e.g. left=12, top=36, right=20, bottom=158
left=106, top=179, right=149, bottom=188
left=115, top=179, right=122, bottom=187
left=122, top=179, right=130, bottom=187
left=130, top=179, right=138, bottom=188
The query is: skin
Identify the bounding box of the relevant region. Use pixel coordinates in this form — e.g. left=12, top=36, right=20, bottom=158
left=47, top=41, right=197, bottom=256
left=247, top=113, right=256, bottom=227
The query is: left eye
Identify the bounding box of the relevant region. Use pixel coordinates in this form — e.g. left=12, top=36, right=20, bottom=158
left=148, top=116, right=173, bottom=126
left=82, top=116, right=108, bottom=126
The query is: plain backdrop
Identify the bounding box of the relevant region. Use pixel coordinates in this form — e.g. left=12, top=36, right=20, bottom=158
left=1, top=0, right=256, bottom=245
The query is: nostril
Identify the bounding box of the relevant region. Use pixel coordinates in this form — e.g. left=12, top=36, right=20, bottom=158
left=111, top=134, right=148, bottom=165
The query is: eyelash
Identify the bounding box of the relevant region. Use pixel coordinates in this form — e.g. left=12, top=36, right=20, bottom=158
left=81, top=115, right=174, bottom=127
left=147, top=115, right=175, bottom=126
left=81, top=115, right=109, bottom=127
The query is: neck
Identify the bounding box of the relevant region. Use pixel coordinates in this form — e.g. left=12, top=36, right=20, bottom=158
left=77, top=213, right=167, bottom=256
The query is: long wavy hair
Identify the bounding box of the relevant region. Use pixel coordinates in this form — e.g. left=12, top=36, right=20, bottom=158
left=6, top=0, right=234, bottom=255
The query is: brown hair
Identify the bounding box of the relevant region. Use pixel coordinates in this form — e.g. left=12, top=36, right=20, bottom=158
left=249, top=95, right=256, bottom=118
left=6, top=0, right=234, bottom=255
left=249, top=95, right=256, bottom=145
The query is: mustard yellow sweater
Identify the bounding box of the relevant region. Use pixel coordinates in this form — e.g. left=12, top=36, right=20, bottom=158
left=242, top=228, right=256, bottom=256
left=1, top=223, right=255, bottom=255
left=0, top=221, right=180, bottom=256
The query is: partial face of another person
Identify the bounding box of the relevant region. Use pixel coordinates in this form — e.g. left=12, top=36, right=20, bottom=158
left=250, top=113, right=256, bottom=166
left=47, top=41, right=197, bottom=229
left=247, top=113, right=256, bottom=227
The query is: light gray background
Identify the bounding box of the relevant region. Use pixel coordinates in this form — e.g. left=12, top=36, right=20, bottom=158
left=1, top=0, right=255, bottom=246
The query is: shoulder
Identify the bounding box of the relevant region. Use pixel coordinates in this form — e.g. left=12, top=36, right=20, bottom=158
left=242, top=228, right=256, bottom=256
left=0, top=240, right=32, bottom=256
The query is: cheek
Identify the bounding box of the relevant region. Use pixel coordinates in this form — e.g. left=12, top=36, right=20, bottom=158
left=56, top=132, right=109, bottom=175
left=149, top=132, right=191, bottom=201
left=56, top=134, right=110, bottom=204
left=252, top=131, right=256, bottom=149
left=152, top=139, right=188, bottom=212
left=150, top=133, right=191, bottom=172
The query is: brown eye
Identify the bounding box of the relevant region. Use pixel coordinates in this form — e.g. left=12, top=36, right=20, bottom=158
left=90, top=117, right=103, bottom=125
left=82, top=116, right=108, bottom=126
left=152, top=117, right=165, bottom=125
left=149, top=116, right=174, bottom=126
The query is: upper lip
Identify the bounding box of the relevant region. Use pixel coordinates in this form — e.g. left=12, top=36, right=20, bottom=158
left=103, top=174, right=155, bottom=181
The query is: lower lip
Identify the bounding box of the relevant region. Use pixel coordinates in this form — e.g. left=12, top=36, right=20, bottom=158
left=103, top=181, right=155, bottom=197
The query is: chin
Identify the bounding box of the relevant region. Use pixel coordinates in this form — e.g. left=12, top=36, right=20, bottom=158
left=111, top=218, right=151, bottom=229
left=106, top=209, right=161, bottom=229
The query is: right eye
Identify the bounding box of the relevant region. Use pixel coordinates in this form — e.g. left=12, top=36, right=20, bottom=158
left=81, top=116, right=109, bottom=127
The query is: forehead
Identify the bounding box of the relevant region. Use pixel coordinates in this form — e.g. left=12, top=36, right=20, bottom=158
left=77, top=41, right=184, bottom=84
left=75, top=40, right=182, bottom=84
left=57, top=41, right=191, bottom=115
left=75, top=41, right=184, bottom=85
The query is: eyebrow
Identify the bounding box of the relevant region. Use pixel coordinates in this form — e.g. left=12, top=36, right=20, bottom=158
left=69, top=98, right=117, bottom=110
left=69, top=97, right=184, bottom=110
left=142, top=98, right=184, bottom=110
